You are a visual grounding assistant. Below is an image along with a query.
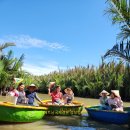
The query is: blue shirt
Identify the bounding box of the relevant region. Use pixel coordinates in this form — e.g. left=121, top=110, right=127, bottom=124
left=25, top=90, right=41, bottom=105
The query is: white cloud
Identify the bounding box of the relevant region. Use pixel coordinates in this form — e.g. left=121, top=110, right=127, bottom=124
left=0, top=34, right=67, bottom=50
left=22, top=62, right=66, bottom=75
left=48, top=42, right=65, bottom=50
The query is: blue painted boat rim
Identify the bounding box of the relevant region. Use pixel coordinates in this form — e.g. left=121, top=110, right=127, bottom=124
left=85, top=106, right=129, bottom=114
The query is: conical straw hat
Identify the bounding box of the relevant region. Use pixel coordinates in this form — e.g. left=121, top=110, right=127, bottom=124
left=111, top=90, right=120, bottom=97
left=99, top=90, right=109, bottom=96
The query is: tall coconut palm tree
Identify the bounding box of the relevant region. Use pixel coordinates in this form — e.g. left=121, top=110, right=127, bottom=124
left=104, top=0, right=130, bottom=62
left=106, top=0, right=130, bottom=40
left=0, top=43, right=15, bottom=60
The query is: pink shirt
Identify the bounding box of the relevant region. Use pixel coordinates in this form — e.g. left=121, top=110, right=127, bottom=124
left=51, top=91, right=63, bottom=103
left=107, top=97, right=123, bottom=109
left=8, top=90, right=19, bottom=97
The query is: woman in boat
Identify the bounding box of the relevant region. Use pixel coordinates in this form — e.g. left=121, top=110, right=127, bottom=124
left=7, top=86, right=19, bottom=105
left=99, top=90, right=110, bottom=110
left=48, top=82, right=63, bottom=105
left=17, top=83, right=27, bottom=104
left=107, top=90, right=123, bottom=111
left=63, top=87, right=74, bottom=105
left=99, top=90, right=109, bottom=104
left=25, top=84, right=43, bottom=106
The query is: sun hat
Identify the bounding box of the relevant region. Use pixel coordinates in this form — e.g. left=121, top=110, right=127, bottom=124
left=99, top=90, right=110, bottom=96
left=49, top=82, right=56, bottom=90
left=27, top=84, right=37, bottom=89
left=111, top=90, right=120, bottom=97
left=29, top=84, right=36, bottom=87
left=64, top=88, right=73, bottom=94
left=49, top=82, right=55, bottom=87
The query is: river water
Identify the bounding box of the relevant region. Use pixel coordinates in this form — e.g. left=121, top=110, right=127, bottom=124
left=0, top=94, right=129, bottom=130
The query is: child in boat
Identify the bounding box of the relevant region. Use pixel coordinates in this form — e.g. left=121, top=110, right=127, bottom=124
left=7, top=86, right=19, bottom=105
left=25, top=84, right=43, bottom=106
left=17, top=83, right=27, bottom=104
left=63, top=88, right=74, bottom=105
left=48, top=82, right=63, bottom=105
left=107, top=90, right=123, bottom=111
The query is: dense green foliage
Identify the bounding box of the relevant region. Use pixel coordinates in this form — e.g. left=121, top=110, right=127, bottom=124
left=1, top=45, right=130, bottom=100
left=0, top=43, right=34, bottom=91
left=35, top=60, right=130, bottom=100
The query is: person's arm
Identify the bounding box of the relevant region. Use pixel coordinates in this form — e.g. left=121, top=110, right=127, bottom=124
left=117, top=98, right=123, bottom=108
left=14, top=90, right=19, bottom=105
left=99, top=97, right=103, bottom=104
left=48, top=88, right=51, bottom=96
left=34, top=92, right=45, bottom=105
left=35, top=93, right=44, bottom=104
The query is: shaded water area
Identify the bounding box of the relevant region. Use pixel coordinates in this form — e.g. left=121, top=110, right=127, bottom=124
left=0, top=94, right=130, bottom=130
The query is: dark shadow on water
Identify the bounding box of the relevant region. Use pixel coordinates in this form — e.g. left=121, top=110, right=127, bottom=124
left=44, top=114, right=129, bottom=130
left=0, top=115, right=129, bottom=130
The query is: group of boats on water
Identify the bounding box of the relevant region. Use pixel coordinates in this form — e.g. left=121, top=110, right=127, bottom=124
left=0, top=99, right=130, bottom=126
left=0, top=81, right=130, bottom=127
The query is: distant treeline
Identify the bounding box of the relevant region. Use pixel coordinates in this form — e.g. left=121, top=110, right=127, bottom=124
left=1, top=43, right=130, bottom=100
left=35, top=61, right=130, bottom=101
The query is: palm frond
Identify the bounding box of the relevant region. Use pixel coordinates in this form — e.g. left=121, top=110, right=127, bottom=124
left=0, top=60, right=4, bottom=73
left=12, top=54, right=24, bottom=71
left=104, top=40, right=130, bottom=62
left=117, top=25, right=130, bottom=40
left=0, top=43, right=15, bottom=50
left=106, top=0, right=130, bottom=40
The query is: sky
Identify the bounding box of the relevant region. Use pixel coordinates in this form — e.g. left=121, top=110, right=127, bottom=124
left=0, top=0, right=119, bottom=75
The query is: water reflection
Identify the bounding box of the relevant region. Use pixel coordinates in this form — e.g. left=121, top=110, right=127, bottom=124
left=44, top=115, right=129, bottom=130
left=0, top=115, right=128, bottom=130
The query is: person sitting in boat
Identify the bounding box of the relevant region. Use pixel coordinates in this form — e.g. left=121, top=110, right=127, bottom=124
left=99, top=90, right=109, bottom=106
left=25, top=84, right=43, bottom=106
left=63, top=87, right=74, bottom=105
left=107, top=90, right=123, bottom=111
left=17, top=83, right=27, bottom=104
left=7, top=86, right=19, bottom=105
left=48, top=82, right=63, bottom=105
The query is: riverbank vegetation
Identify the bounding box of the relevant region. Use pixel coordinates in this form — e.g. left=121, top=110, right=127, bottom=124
left=0, top=43, right=35, bottom=93
left=1, top=45, right=130, bottom=100
left=36, top=60, right=130, bottom=100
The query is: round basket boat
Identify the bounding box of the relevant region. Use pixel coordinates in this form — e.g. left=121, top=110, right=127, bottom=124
left=0, top=102, right=47, bottom=123
left=39, top=100, right=83, bottom=116
left=85, top=105, right=130, bottom=125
